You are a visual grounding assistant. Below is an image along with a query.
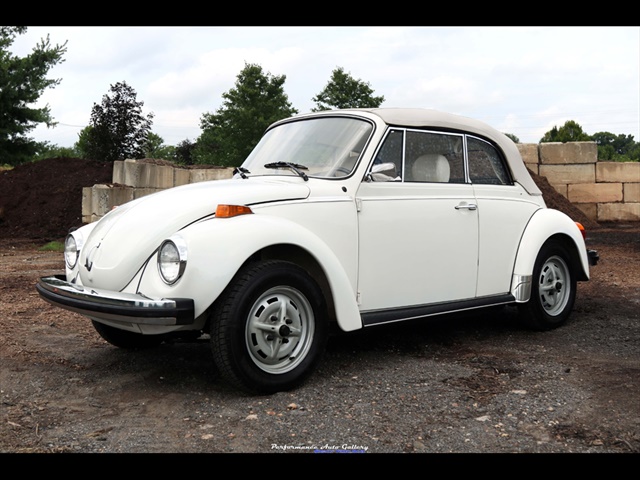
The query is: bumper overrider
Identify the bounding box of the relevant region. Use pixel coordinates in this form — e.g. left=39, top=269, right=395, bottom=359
left=36, top=275, right=195, bottom=326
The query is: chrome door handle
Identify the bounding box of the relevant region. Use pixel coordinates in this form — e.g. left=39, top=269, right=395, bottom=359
left=455, top=203, right=477, bottom=210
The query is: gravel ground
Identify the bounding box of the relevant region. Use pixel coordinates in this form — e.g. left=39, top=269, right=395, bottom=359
left=1, top=224, right=639, bottom=454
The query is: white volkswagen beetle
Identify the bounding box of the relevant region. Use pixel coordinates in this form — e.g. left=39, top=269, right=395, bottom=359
left=37, top=108, right=598, bottom=394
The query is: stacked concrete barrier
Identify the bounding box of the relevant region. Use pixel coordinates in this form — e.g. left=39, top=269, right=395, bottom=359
left=518, top=142, right=639, bottom=222
left=82, top=151, right=639, bottom=224
left=82, top=159, right=234, bottom=223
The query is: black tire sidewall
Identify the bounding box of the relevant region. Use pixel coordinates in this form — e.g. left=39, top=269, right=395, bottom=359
left=519, top=240, right=577, bottom=330
left=211, top=261, right=328, bottom=394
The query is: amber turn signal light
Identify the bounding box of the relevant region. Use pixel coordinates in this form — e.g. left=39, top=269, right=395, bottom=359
left=215, top=204, right=253, bottom=218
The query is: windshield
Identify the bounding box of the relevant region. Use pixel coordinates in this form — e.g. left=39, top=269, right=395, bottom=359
left=240, top=116, right=373, bottom=179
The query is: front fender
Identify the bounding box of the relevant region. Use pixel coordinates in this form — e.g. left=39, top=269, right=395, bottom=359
left=511, top=208, right=590, bottom=300
left=137, top=213, right=363, bottom=332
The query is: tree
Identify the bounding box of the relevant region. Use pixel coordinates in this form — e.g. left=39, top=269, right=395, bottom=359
left=0, top=26, right=67, bottom=165
left=174, top=139, right=196, bottom=165
left=540, top=120, right=591, bottom=143
left=311, top=67, right=385, bottom=112
left=194, top=63, right=297, bottom=166
left=82, top=81, right=154, bottom=162
left=144, top=132, right=175, bottom=160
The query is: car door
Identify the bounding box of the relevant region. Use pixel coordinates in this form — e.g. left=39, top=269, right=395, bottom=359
left=355, top=129, right=479, bottom=319
left=466, top=135, right=542, bottom=296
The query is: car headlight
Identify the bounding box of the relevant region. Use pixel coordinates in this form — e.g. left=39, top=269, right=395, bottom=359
left=158, top=237, right=188, bottom=285
left=64, top=231, right=84, bottom=269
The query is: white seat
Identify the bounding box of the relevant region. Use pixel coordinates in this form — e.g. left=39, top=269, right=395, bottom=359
left=411, top=154, right=450, bottom=183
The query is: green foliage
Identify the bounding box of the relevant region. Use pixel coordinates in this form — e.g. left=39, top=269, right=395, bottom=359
left=592, top=131, right=639, bottom=162
left=32, top=142, right=80, bottom=161
left=541, top=120, right=639, bottom=162
left=80, top=81, right=154, bottom=162
left=39, top=241, right=64, bottom=252
left=174, top=139, right=197, bottom=165
left=144, top=132, right=175, bottom=160
left=0, top=27, right=67, bottom=165
left=504, top=133, right=520, bottom=143
left=194, top=63, right=297, bottom=167
left=540, top=120, right=591, bottom=143
left=311, top=67, right=385, bottom=112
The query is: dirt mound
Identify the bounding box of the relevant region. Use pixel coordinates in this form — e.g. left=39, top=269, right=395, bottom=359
left=0, top=158, right=112, bottom=241
left=0, top=157, right=598, bottom=242
left=528, top=169, right=599, bottom=230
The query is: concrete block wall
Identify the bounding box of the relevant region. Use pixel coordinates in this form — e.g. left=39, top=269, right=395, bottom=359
left=82, top=160, right=234, bottom=223
left=517, top=142, right=640, bottom=222
left=82, top=151, right=639, bottom=224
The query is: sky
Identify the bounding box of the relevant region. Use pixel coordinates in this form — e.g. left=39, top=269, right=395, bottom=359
left=9, top=26, right=640, bottom=148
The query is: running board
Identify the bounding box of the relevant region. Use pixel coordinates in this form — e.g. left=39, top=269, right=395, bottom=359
left=361, top=294, right=516, bottom=327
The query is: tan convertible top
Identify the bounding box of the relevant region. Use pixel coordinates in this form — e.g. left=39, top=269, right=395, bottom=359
left=286, top=108, right=541, bottom=195
left=364, top=108, right=541, bottom=195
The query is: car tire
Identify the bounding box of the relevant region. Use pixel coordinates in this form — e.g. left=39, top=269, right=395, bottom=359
left=92, top=320, right=165, bottom=349
left=518, top=239, right=577, bottom=331
left=210, top=260, right=328, bottom=394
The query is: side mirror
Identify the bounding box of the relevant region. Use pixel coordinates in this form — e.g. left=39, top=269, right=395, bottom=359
left=367, top=162, right=398, bottom=182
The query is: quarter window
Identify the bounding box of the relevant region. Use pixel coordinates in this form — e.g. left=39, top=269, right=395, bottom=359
left=467, top=136, right=511, bottom=185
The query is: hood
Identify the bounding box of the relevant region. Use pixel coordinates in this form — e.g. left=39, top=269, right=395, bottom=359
left=78, top=178, right=309, bottom=290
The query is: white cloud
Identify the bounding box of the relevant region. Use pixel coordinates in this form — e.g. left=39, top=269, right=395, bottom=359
left=8, top=26, right=639, bottom=147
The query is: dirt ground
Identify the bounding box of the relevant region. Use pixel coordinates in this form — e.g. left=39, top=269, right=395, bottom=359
left=0, top=158, right=639, bottom=454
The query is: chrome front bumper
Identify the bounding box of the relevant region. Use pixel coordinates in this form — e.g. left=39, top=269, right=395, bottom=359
left=36, top=275, right=195, bottom=326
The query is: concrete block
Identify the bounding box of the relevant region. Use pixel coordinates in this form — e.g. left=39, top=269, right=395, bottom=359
left=173, top=168, right=191, bottom=187
left=112, top=161, right=125, bottom=184
left=598, top=202, right=640, bottom=222
left=517, top=143, right=539, bottom=166
left=551, top=183, right=568, bottom=199
left=539, top=142, right=597, bottom=164
left=189, top=168, right=234, bottom=183
left=539, top=164, right=595, bottom=184
left=596, top=162, right=640, bottom=183
left=133, top=188, right=161, bottom=199
left=624, top=183, right=640, bottom=203
left=90, top=184, right=134, bottom=218
left=568, top=183, right=623, bottom=203
left=140, top=163, right=174, bottom=189
left=82, top=187, right=93, bottom=218
left=122, top=159, right=143, bottom=187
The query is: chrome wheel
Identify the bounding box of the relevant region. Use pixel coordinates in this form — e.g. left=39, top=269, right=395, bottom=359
left=537, top=255, right=571, bottom=316
left=518, top=240, right=577, bottom=331
left=245, top=286, right=315, bottom=374
left=210, top=260, right=328, bottom=393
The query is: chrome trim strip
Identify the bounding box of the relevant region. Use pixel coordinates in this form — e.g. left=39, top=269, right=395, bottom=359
left=512, top=274, right=532, bottom=303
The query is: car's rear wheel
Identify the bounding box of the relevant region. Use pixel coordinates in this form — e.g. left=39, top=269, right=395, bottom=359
left=518, top=239, right=577, bottom=330
left=92, top=320, right=165, bottom=349
left=210, top=260, right=328, bottom=394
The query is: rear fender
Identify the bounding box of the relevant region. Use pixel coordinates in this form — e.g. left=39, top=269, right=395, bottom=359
left=511, top=209, right=590, bottom=301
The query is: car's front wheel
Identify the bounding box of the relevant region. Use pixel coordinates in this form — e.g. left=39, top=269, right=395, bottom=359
left=210, top=260, right=328, bottom=394
left=518, top=239, right=577, bottom=330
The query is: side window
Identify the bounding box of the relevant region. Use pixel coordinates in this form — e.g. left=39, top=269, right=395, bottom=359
left=467, top=137, right=511, bottom=185
left=371, top=129, right=403, bottom=181
left=405, top=131, right=465, bottom=183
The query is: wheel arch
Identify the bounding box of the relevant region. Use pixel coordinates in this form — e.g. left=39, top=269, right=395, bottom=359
left=512, top=209, right=590, bottom=290
left=174, top=214, right=362, bottom=332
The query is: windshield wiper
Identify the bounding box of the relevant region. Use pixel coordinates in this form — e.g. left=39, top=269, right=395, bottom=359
left=233, top=167, right=250, bottom=179
left=264, top=162, right=309, bottom=181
